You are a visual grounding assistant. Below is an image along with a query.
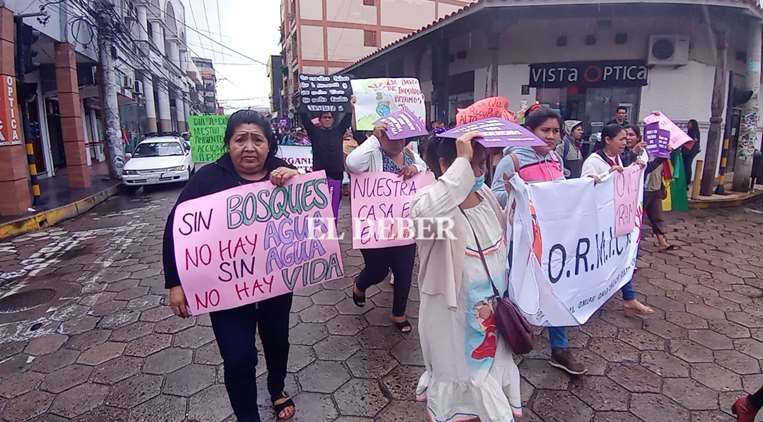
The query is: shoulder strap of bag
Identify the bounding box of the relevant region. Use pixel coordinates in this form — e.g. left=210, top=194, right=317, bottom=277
left=458, top=207, right=501, bottom=298
left=510, top=153, right=521, bottom=173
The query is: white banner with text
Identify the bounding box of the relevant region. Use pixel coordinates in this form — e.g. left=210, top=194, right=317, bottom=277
left=507, top=173, right=643, bottom=327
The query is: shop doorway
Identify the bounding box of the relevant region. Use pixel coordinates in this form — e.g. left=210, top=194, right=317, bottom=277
left=45, top=99, right=66, bottom=169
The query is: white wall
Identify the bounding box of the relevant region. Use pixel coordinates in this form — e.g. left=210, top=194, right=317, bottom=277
left=300, top=0, right=323, bottom=20
left=473, top=64, right=537, bottom=111
left=301, top=26, right=324, bottom=61
left=326, top=0, right=376, bottom=24
left=382, top=0, right=435, bottom=28
left=640, top=60, right=722, bottom=175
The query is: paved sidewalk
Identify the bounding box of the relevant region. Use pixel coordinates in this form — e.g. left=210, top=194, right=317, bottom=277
left=0, top=185, right=762, bottom=421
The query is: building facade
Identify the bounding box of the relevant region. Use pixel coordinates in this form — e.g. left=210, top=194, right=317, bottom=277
left=280, top=0, right=474, bottom=110
left=0, top=0, right=198, bottom=216
left=192, top=57, right=219, bottom=115
left=343, top=0, right=763, bottom=184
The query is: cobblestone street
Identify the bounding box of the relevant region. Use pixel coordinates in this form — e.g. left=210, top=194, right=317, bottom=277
left=1, top=185, right=763, bottom=421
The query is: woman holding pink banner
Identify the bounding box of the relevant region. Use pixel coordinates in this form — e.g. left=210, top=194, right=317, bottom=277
left=413, top=130, right=522, bottom=421
left=582, top=124, right=655, bottom=318
left=162, top=110, right=300, bottom=421
left=345, top=122, right=427, bottom=333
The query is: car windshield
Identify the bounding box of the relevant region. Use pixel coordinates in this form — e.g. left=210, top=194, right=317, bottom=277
left=133, top=142, right=183, bottom=157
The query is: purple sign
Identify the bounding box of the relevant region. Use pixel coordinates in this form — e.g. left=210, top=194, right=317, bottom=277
left=644, top=122, right=671, bottom=159
left=373, top=109, right=428, bottom=140
left=437, top=118, right=544, bottom=148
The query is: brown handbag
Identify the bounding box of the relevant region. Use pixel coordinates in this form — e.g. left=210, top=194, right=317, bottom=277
left=460, top=208, right=536, bottom=355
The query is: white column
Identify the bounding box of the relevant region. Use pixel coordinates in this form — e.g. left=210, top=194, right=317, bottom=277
left=168, top=40, right=180, bottom=69
left=136, top=6, right=149, bottom=42
left=175, top=89, right=186, bottom=132
left=157, top=80, right=172, bottom=132
left=143, top=74, right=157, bottom=133
left=732, top=22, right=762, bottom=191
left=150, top=20, right=165, bottom=55
left=179, top=49, right=188, bottom=73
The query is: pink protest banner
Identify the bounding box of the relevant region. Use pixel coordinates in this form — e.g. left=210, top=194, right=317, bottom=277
left=350, top=171, right=435, bottom=249
left=613, top=165, right=643, bottom=236
left=172, top=171, right=344, bottom=315
left=456, top=96, right=516, bottom=125
left=643, top=112, right=694, bottom=150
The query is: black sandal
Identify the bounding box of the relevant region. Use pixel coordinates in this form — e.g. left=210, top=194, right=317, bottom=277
left=272, top=392, right=295, bottom=421
left=394, top=320, right=412, bottom=334
left=352, top=278, right=366, bottom=307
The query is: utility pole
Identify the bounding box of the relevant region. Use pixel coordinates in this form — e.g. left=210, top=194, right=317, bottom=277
left=701, top=30, right=728, bottom=196
left=94, top=0, right=125, bottom=179
left=732, top=21, right=761, bottom=192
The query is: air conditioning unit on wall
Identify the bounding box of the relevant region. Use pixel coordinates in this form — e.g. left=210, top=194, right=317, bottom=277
left=648, top=35, right=690, bottom=66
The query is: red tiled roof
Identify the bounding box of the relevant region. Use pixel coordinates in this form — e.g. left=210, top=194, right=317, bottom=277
left=342, top=0, right=763, bottom=73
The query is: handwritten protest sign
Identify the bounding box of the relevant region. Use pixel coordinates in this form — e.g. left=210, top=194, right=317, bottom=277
left=350, top=171, right=434, bottom=249
left=438, top=118, right=544, bottom=148
left=373, top=108, right=428, bottom=140
left=614, top=165, right=643, bottom=236
left=172, top=171, right=344, bottom=315
left=643, top=112, right=694, bottom=150
left=643, top=122, right=671, bottom=159
left=351, top=78, right=425, bottom=131
left=456, top=97, right=515, bottom=126
left=188, top=115, right=228, bottom=163
left=298, top=74, right=352, bottom=113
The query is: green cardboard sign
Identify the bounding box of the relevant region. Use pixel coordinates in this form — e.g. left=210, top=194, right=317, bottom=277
left=188, top=115, right=228, bottom=163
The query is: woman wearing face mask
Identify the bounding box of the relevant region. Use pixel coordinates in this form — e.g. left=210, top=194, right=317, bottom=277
left=163, top=110, right=300, bottom=421
left=345, top=123, right=427, bottom=333
left=581, top=124, right=655, bottom=317
left=492, top=108, right=588, bottom=376
left=413, top=132, right=522, bottom=421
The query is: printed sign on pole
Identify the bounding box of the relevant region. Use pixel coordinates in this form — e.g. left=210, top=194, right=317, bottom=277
left=373, top=108, right=428, bottom=140
left=277, top=145, right=313, bottom=173
left=643, top=112, right=694, bottom=150
left=351, top=78, right=426, bottom=131
left=437, top=118, right=545, bottom=148
left=172, top=171, right=345, bottom=315
left=188, top=115, right=228, bottom=163
left=614, top=165, right=643, bottom=236
left=643, top=122, right=671, bottom=159
left=298, top=74, right=353, bottom=113
left=350, top=171, right=434, bottom=249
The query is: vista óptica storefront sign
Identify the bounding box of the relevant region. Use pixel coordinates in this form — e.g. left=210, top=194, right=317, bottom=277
left=529, top=61, right=648, bottom=88
left=0, top=76, right=22, bottom=146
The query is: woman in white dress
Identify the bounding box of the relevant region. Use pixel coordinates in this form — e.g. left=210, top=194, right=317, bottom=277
left=412, top=131, right=522, bottom=422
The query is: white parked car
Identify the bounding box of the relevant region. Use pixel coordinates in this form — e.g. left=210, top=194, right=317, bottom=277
left=122, top=136, right=194, bottom=186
